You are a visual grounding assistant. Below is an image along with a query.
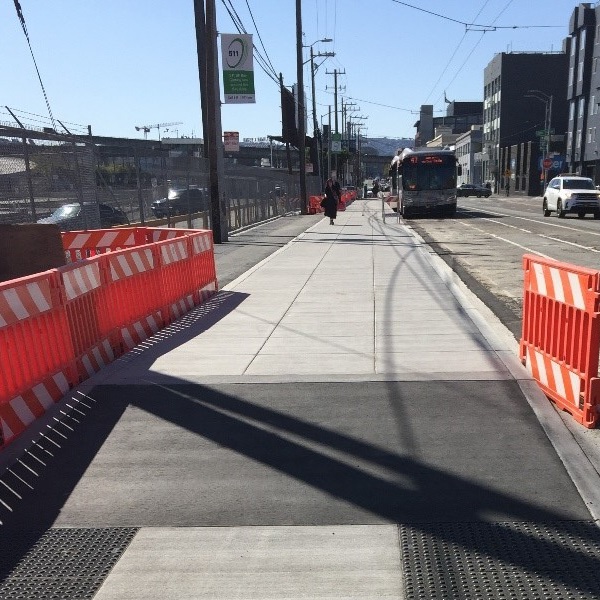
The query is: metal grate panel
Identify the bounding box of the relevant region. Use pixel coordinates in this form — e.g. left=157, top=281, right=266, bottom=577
left=0, top=527, right=137, bottom=600
left=400, top=521, right=600, bottom=600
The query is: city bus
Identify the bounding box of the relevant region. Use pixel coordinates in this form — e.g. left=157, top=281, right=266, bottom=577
left=393, top=148, right=460, bottom=218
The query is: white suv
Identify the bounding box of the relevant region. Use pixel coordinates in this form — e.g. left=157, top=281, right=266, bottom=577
left=543, top=175, right=600, bottom=219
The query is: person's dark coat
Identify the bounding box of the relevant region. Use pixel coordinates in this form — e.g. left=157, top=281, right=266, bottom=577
left=322, top=180, right=338, bottom=219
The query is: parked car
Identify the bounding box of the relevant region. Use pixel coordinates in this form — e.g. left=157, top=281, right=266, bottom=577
left=456, top=183, right=491, bottom=198
left=151, top=188, right=207, bottom=218
left=543, top=175, right=600, bottom=218
left=37, top=202, right=129, bottom=230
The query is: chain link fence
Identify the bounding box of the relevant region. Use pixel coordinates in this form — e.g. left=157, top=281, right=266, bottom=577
left=0, top=126, right=322, bottom=232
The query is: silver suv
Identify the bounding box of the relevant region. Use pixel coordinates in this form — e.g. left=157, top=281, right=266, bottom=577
left=543, top=175, right=600, bottom=219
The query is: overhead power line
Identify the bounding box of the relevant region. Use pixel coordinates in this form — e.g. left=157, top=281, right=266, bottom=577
left=431, top=0, right=516, bottom=107
left=220, top=0, right=279, bottom=86
left=244, top=0, right=278, bottom=78
left=12, top=0, right=56, bottom=130
left=390, top=0, right=562, bottom=30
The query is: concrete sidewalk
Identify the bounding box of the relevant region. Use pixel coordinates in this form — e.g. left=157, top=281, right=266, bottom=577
left=2, top=199, right=600, bottom=600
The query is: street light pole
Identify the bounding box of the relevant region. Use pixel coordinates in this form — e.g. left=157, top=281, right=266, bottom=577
left=526, top=89, right=553, bottom=190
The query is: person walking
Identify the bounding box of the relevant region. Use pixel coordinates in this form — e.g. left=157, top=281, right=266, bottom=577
left=506, top=179, right=510, bottom=197
left=322, top=178, right=338, bottom=225
left=372, top=179, right=380, bottom=198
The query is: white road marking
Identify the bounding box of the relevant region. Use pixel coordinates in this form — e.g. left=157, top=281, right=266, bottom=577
left=457, top=221, right=551, bottom=258
left=459, top=205, right=600, bottom=237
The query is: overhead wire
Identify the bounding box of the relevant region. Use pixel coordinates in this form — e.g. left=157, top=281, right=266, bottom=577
left=12, top=0, right=56, bottom=131
left=423, top=0, right=492, bottom=103
left=432, top=0, right=516, bottom=108
left=244, top=0, right=278, bottom=79
left=390, top=0, right=562, bottom=30
left=220, top=0, right=279, bottom=86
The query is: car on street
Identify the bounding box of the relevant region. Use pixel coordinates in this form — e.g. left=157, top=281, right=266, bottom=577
left=37, top=202, right=130, bottom=230
left=456, top=183, right=491, bottom=198
left=151, top=188, right=207, bottom=218
left=543, top=175, right=600, bottom=218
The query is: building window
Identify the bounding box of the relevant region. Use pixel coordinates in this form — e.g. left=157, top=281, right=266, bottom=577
left=569, top=66, right=574, bottom=87
left=581, top=29, right=587, bottom=51
left=572, top=34, right=577, bottom=56
left=570, top=100, right=575, bottom=121
left=588, top=128, right=593, bottom=143
left=591, top=96, right=596, bottom=115
left=595, top=58, right=598, bottom=74
left=579, top=97, right=585, bottom=117
left=576, top=129, right=581, bottom=148
left=597, top=24, right=600, bottom=42
left=579, top=61, right=584, bottom=82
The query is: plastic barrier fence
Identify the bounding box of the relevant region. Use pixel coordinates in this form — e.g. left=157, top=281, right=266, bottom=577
left=520, top=254, right=600, bottom=428
left=308, top=190, right=357, bottom=215
left=308, top=195, right=323, bottom=215
left=0, top=227, right=217, bottom=448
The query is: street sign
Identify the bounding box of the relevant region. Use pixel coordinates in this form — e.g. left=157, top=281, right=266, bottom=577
left=223, top=131, right=239, bottom=152
left=543, top=158, right=553, bottom=169
left=221, top=34, right=256, bottom=104
left=331, top=133, right=342, bottom=153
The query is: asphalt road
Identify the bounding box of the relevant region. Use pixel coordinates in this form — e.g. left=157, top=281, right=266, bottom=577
left=407, top=193, right=600, bottom=339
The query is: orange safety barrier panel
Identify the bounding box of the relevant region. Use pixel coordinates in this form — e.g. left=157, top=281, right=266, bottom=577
left=62, top=229, right=147, bottom=262
left=0, top=227, right=218, bottom=449
left=308, top=195, right=324, bottom=215
left=520, top=254, right=600, bottom=428
left=0, top=270, right=75, bottom=447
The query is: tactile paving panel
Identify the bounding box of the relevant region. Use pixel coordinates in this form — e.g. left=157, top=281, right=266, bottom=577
left=400, top=521, right=600, bottom=600
left=0, top=527, right=137, bottom=600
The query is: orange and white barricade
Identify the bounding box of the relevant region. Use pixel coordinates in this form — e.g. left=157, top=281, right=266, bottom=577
left=520, top=254, right=600, bottom=428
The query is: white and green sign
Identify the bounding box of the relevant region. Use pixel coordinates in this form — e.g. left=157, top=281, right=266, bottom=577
left=221, top=34, right=255, bottom=104
left=331, top=133, right=342, bottom=153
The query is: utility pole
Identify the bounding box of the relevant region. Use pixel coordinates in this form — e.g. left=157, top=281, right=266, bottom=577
left=203, top=0, right=227, bottom=242
left=309, top=43, right=334, bottom=180
left=295, top=0, right=308, bottom=214
left=193, top=0, right=209, bottom=159
left=328, top=106, right=332, bottom=178
left=326, top=68, right=345, bottom=177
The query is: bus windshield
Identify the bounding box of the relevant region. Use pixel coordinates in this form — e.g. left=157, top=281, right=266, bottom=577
left=401, top=154, right=456, bottom=191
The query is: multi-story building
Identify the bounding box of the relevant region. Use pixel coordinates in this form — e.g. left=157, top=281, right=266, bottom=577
left=456, top=126, right=483, bottom=186
left=483, top=51, right=568, bottom=195
left=414, top=101, right=483, bottom=148
left=566, top=3, right=600, bottom=179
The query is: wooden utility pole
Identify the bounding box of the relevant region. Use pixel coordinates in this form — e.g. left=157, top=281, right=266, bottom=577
left=295, top=0, right=308, bottom=214
left=193, top=0, right=209, bottom=160
left=196, top=0, right=228, bottom=242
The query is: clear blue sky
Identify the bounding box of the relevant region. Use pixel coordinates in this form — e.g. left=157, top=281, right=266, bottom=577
left=1, top=1, right=578, bottom=141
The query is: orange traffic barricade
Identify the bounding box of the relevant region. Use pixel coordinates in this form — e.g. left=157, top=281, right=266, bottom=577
left=520, top=254, right=600, bottom=428
left=0, top=227, right=218, bottom=449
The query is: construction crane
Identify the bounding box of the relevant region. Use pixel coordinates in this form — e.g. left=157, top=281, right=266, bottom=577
left=135, top=121, right=183, bottom=140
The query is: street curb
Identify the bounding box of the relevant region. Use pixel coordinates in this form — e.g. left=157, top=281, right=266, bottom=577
left=403, top=217, right=600, bottom=523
